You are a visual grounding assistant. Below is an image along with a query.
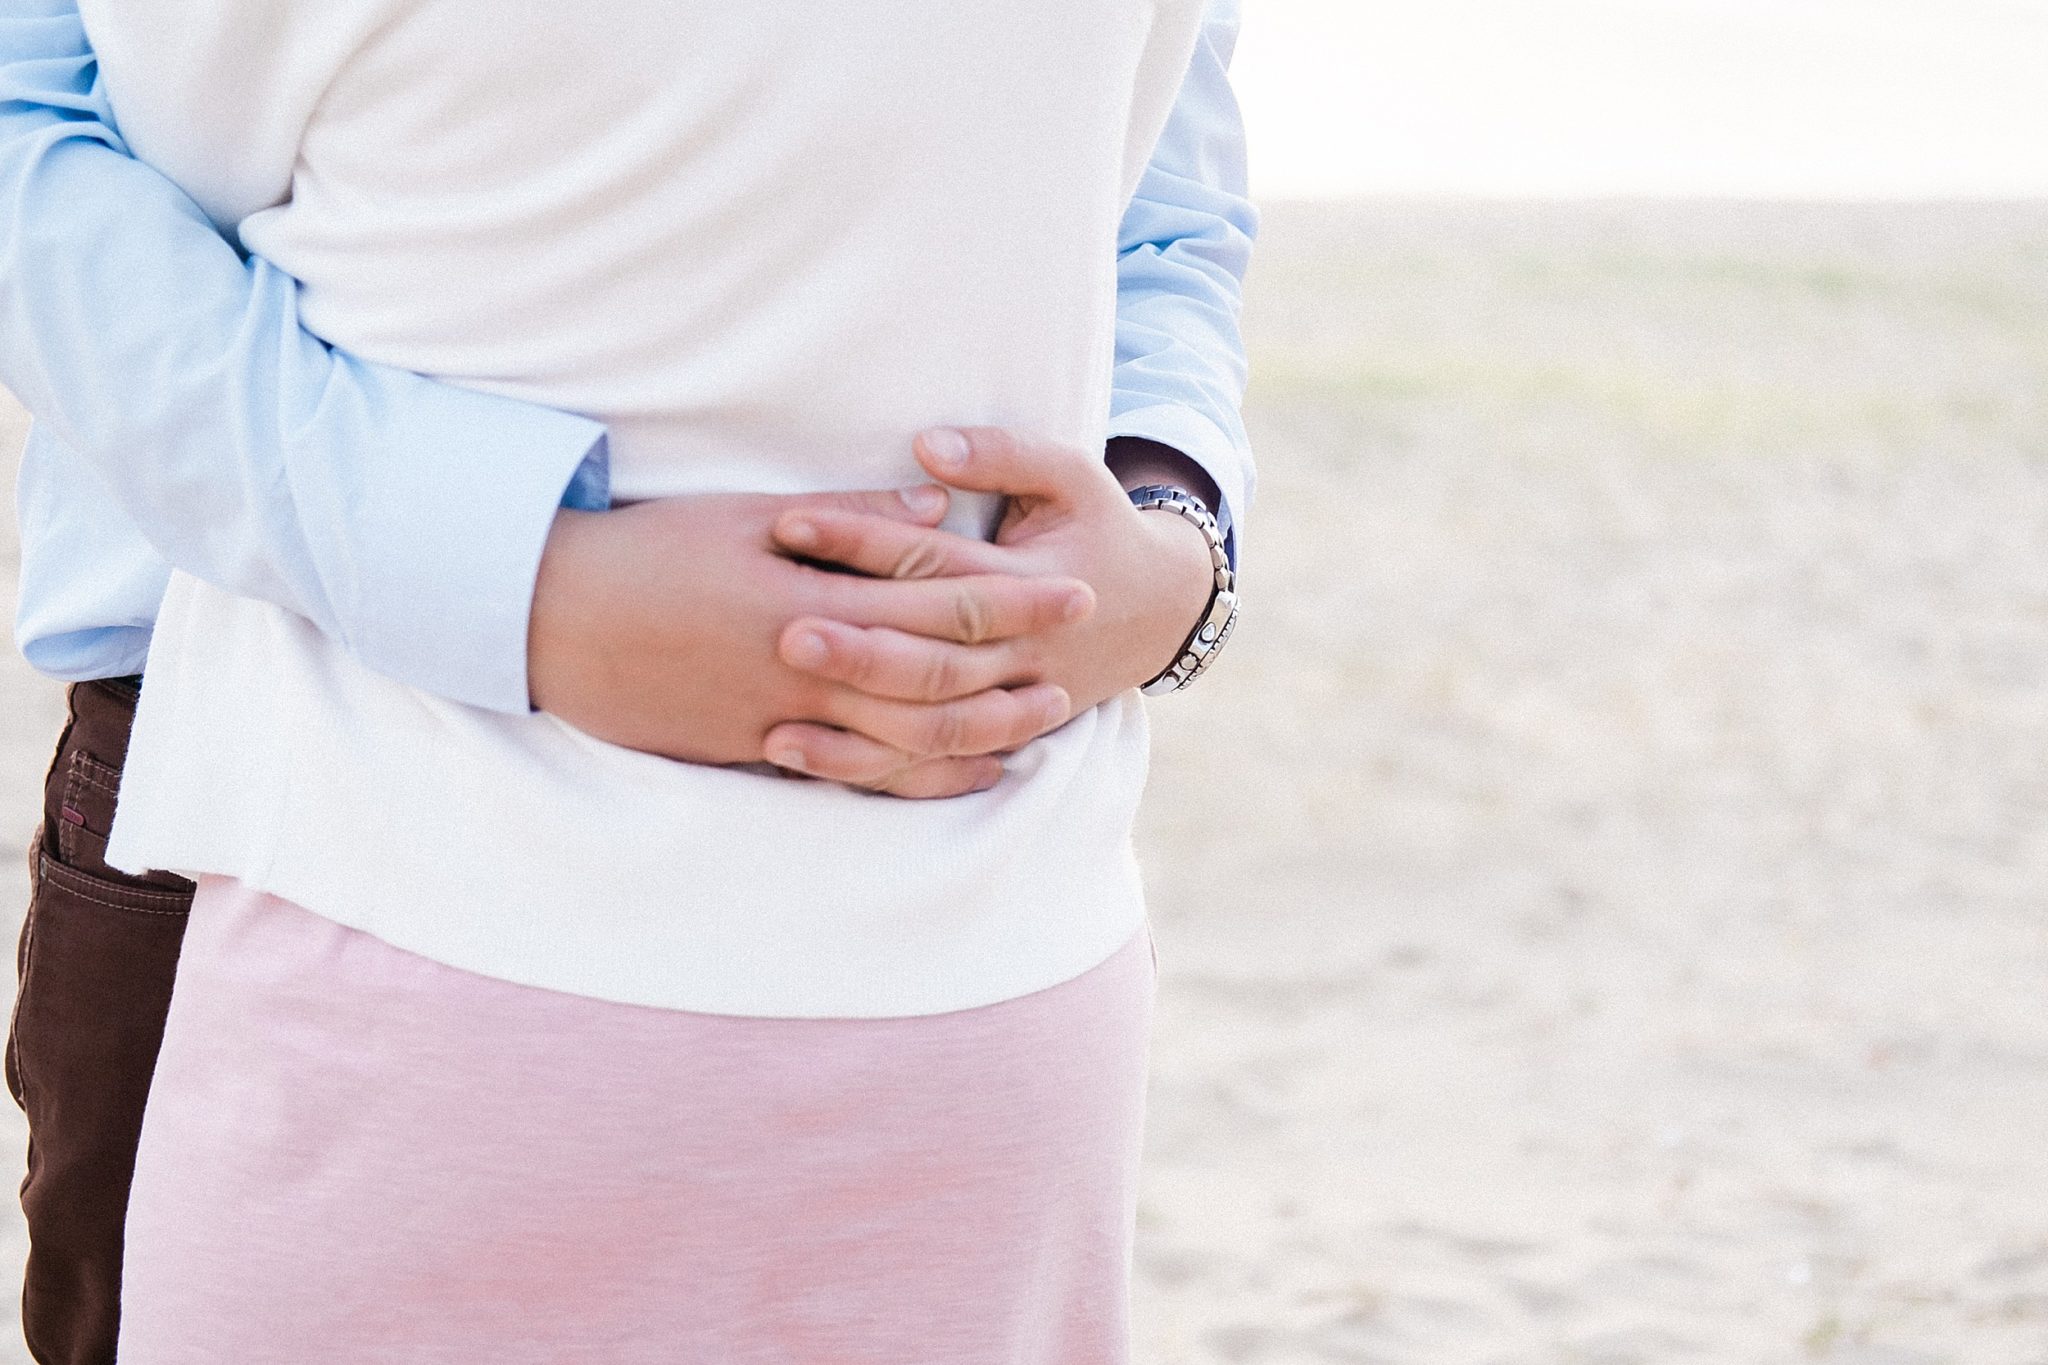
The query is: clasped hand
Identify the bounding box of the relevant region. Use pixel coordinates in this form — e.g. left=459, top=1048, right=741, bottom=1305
left=528, top=428, right=1217, bottom=799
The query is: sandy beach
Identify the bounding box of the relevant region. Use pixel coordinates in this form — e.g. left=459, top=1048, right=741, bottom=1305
left=3, top=200, right=2046, bottom=1362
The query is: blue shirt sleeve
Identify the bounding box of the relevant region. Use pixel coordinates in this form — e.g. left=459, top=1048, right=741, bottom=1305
left=1109, top=0, right=1259, bottom=576
left=0, top=0, right=611, bottom=714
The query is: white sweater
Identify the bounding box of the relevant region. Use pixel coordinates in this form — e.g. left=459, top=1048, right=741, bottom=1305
left=97, top=0, right=1205, bottom=1016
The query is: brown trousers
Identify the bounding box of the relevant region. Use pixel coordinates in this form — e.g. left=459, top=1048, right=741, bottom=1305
left=8, top=679, right=194, bottom=1365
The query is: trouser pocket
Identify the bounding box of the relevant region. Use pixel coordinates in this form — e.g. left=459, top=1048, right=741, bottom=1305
left=10, top=681, right=194, bottom=1365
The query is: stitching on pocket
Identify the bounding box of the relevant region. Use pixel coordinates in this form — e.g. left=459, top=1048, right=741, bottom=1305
left=60, top=751, right=126, bottom=866
left=35, top=855, right=193, bottom=917
left=65, top=751, right=123, bottom=797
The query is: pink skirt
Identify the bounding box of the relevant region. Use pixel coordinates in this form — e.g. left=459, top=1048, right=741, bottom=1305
left=119, top=877, right=1156, bottom=1363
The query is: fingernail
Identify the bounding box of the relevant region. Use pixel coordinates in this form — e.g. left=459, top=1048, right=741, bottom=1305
left=923, top=428, right=970, bottom=468
left=785, top=629, right=829, bottom=669
left=1061, top=588, right=1092, bottom=622
left=781, top=517, right=818, bottom=549
left=767, top=744, right=808, bottom=772
left=901, top=485, right=948, bottom=517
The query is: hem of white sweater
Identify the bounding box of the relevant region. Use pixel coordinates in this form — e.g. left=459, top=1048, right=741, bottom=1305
left=109, top=575, right=1155, bottom=1020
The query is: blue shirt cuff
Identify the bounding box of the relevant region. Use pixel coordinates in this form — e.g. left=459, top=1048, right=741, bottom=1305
left=350, top=399, right=610, bottom=716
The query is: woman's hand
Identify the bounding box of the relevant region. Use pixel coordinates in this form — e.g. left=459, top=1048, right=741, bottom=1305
left=757, top=427, right=1219, bottom=772
left=528, top=485, right=1095, bottom=798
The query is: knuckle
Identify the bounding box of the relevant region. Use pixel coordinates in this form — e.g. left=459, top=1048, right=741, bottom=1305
left=927, top=704, right=970, bottom=756
left=930, top=649, right=969, bottom=702
left=951, top=586, right=993, bottom=644
left=891, top=534, right=948, bottom=581
left=1025, top=584, right=1066, bottom=629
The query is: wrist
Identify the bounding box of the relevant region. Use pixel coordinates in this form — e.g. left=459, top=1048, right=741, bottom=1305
left=1125, top=498, right=1219, bottom=688
left=1135, top=499, right=1218, bottom=623
left=1125, top=484, right=1237, bottom=695
left=527, top=508, right=606, bottom=713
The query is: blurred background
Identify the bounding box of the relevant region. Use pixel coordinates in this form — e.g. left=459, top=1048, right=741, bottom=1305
left=5, top=1, right=2047, bottom=1361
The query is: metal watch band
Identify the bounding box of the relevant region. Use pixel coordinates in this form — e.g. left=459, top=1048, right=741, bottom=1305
left=1126, top=483, right=1239, bottom=695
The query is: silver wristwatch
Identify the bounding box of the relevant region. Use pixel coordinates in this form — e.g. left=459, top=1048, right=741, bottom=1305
left=1126, top=483, right=1239, bottom=695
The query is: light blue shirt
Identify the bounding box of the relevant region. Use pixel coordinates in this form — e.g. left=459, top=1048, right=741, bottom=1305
left=0, top=0, right=1256, bottom=716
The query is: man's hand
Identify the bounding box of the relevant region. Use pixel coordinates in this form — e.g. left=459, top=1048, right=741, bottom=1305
left=758, top=428, right=1219, bottom=765
left=528, top=484, right=1096, bottom=799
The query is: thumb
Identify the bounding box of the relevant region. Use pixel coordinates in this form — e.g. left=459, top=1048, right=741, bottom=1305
left=915, top=427, right=1091, bottom=503
left=801, top=483, right=951, bottom=526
